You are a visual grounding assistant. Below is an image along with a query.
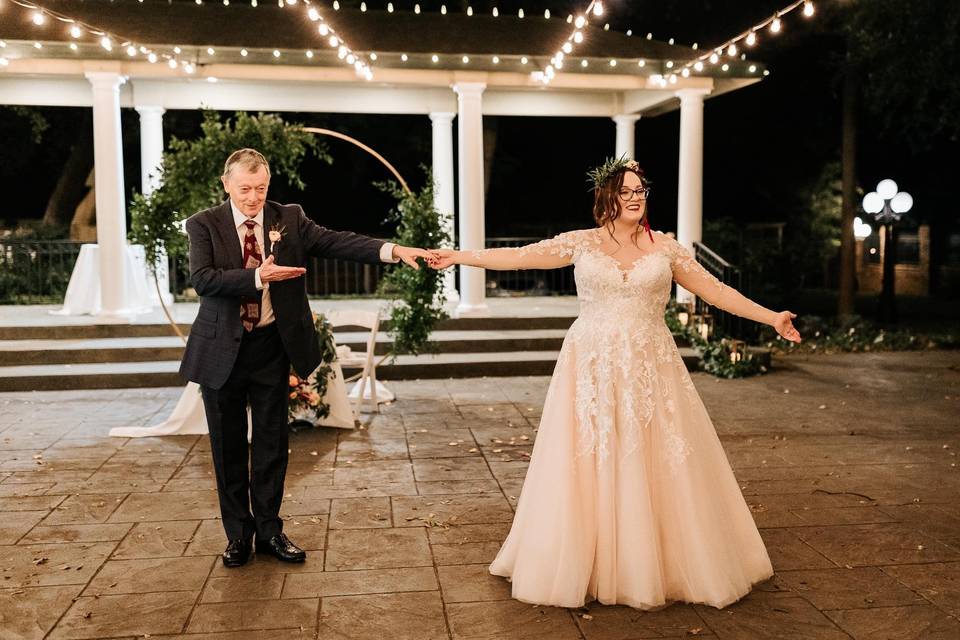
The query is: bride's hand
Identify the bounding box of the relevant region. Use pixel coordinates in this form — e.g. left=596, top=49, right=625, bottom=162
left=773, top=311, right=801, bottom=343
left=427, top=249, right=458, bottom=270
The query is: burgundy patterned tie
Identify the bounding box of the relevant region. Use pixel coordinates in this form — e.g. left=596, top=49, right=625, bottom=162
left=239, top=220, right=263, bottom=332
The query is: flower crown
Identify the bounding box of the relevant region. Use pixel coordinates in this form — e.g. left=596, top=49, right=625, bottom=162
left=586, top=155, right=648, bottom=191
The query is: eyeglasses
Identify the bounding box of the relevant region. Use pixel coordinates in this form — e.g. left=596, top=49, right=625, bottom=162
left=618, top=187, right=651, bottom=201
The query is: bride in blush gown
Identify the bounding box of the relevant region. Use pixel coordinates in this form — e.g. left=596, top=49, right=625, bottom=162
left=427, top=158, right=802, bottom=611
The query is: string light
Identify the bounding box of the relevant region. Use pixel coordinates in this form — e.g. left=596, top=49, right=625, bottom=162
left=31, top=10, right=44, bottom=25
left=534, top=0, right=601, bottom=84
left=673, top=0, right=815, bottom=80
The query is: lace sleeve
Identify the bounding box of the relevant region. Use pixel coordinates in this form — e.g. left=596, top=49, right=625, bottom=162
left=463, top=230, right=586, bottom=270
left=664, top=235, right=775, bottom=326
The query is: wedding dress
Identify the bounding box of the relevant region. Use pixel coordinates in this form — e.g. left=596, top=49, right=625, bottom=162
left=482, top=228, right=775, bottom=610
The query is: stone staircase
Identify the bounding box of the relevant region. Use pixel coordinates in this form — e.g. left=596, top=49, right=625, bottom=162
left=0, top=313, right=702, bottom=391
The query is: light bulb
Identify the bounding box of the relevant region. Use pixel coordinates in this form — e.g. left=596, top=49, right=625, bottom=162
left=581, top=59, right=588, bottom=67
left=803, top=2, right=815, bottom=18
left=544, top=9, right=550, bottom=19
left=207, top=47, right=215, bottom=55
left=360, top=2, right=367, bottom=11
left=168, top=58, right=178, bottom=69
left=575, top=15, right=586, bottom=29
left=891, top=192, right=913, bottom=214
left=748, top=64, right=757, bottom=73
left=462, top=55, right=469, bottom=63
left=369, top=52, right=377, bottom=60
left=592, top=2, right=603, bottom=17
left=520, top=56, right=528, bottom=64
left=562, top=42, right=572, bottom=53
left=306, top=50, right=314, bottom=58
left=573, top=31, right=583, bottom=43
left=100, top=37, right=112, bottom=50
left=441, top=5, right=447, bottom=15
left=746, top=31, right=757, bottom=46
left=770, top=17, right=782, bottom=33
left=329, top=36, right=339, bottom=47
left=70, top=25, right=82, bottom=39
left=69, top=43, right=78, bottom=51
left=693, top=61, right=703, bottom=71
left=431, top=54, right=439, bottom=63
left=721, top=63, right=729, bottom=71
left=492, top=55, right=499, bottom=64
left=346, top=54, right=355, bottom=64
left=32, top=11, right=45, bottom=26
left=862, top=192, right=883, bottom=214
left=727, top=43, right=737, bottom=56
left=308, top=8, right=320, bottom=20
left=240, top=48, right=248, bottom=56
left=401, top=53, right=408, bottom=61
left=492, top=7, right=498, bottom=17
left=127, top=45, right=137, bottom=56
left=681, top=68, right=690, bottom=77
left=709, top=52, right=719, bottom=64
left=518, top=9, right=524, bottom=18
left=638, top=59, right=645, bottom=67
left=609, top=59, right=616, bottom=67
left=467, top=6, right=473, bottom=16
left=319, top=24, right=329, bottom=36
left=876, top=179, right=898, bottom=199
left=272, top=49, right=280, bottom=57
left=665, top=60, right=673, bottom=68
left=387, top=3, right=394, bottom=13
left=414, top=4, right=421, bottom=14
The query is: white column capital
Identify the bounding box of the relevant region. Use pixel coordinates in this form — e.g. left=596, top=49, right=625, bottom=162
left=85, top=71, right=127, bottom=90
left=452, top=82, right=487, bottom=97
left=429, top=111, right=456, bottom=124
left=674, top=88, right=711, bottom=102
left=134, top=105, right=165, bottom=117
left=612, top=114, right=641, bottom=125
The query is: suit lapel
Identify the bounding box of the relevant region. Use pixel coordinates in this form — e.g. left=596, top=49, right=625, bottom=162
left=214, top=200, right=244, bottom=269
left=262, top=202, right=278, bottom=262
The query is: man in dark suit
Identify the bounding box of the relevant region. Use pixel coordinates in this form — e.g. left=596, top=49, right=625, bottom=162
left=180, top=148, right=433, bottom=567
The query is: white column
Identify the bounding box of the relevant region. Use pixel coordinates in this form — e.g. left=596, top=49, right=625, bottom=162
left=613, top=114, right=640, bottom=160
left=87, top=71, right=133, bottom=319
left=135, top=105, right=165, bottom=196
left=134, top=104, right=173, bottom=306
left=675, top=89, right=710, bottom=304
left=430, top=111, right=459, bottom=303
left=452, top=82, right=489, bottom=317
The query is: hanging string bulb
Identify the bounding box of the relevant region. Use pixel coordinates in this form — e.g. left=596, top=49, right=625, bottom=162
left=803, top=2, right=815, bottom=17
left=770, top=16, right=782, bottom=33
left=592, top=2, right=603, bottom=17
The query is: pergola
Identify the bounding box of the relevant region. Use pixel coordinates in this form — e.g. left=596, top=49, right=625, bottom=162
left=0, top=0, right=764, bottom=317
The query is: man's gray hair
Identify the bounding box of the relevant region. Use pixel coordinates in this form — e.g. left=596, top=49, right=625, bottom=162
left=222, top=148, right=271, bottom=179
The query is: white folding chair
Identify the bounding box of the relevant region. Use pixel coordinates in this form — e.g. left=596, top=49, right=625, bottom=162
left=326, top=308, right=381, bottom=416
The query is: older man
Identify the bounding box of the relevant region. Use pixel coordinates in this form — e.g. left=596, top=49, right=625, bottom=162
left=180, top=148, right=433, bottom=567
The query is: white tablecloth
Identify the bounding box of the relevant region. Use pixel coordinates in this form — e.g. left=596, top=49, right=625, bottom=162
left=109, top=358, right=356, bottom=438
left=51, top=243, right=171, bottom=316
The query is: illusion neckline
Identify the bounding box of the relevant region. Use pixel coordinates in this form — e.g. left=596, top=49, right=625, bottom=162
left=586, top=229, right=668, bottom=275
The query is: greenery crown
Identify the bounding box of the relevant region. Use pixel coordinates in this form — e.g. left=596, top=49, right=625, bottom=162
left=586, top=154, right=647, bottom=191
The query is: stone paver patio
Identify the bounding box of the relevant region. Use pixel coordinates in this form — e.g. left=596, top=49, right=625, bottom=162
left=1, top=350, right=959, bottom=639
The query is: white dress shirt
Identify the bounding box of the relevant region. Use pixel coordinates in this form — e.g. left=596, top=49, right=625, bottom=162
left=230, top=201, right=400, bottom=328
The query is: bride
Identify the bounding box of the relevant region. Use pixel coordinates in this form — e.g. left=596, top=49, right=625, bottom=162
left=427, top=157, right=801, bottom=611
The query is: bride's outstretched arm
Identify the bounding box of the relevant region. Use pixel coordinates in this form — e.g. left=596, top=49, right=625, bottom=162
left=429, top=230, right=581, bottom=271
left=666, top=237, right=801, bottom=342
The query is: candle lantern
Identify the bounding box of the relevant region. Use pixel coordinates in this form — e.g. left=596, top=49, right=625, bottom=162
left=726, top=339, right=747, bottom=363
left=696, top=314, right=714, bottom=341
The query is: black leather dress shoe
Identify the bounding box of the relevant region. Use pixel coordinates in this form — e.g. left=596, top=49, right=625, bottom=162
left=222, top=538, right=252, bottom=567
left=255, top=532, right=306, bottom=562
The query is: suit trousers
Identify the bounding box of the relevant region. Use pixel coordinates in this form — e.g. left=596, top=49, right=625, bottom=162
left=200, top=322, right=290, bottom=542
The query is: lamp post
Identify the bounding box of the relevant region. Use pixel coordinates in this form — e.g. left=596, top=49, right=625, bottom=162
left=862, top=179, right=913, bottom=323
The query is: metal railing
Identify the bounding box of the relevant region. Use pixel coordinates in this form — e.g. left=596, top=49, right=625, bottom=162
left=693, top=241, right=744, bottom=338
left=0, top=239, right=84, bottom=304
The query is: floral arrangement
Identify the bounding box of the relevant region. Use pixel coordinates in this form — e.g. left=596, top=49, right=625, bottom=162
left=586, top=155, right=649, bottom=191
left=287, top=312, right=338, bottom=423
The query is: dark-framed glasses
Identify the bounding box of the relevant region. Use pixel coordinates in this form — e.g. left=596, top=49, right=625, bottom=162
left=618, top=187, right=651, bottom=201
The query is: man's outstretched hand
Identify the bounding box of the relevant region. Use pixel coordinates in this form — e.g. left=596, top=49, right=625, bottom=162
left=393, top=246, right=440, bottom=270
left=259, top=255, right=306, bottom=282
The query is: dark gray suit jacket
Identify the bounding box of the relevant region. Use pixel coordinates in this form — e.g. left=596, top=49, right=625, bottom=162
left=179, top=199, right=385, bottom=390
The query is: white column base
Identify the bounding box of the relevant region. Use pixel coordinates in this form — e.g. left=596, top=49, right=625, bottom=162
left=453, top=301, right=491, bottom=318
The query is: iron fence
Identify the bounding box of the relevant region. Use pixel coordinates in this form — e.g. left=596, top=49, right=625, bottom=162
left=0, top=240, right=84, bottom=304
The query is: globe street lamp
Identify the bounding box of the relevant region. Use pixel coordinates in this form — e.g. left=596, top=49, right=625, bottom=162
left=862, top=179, right=913, bottom=322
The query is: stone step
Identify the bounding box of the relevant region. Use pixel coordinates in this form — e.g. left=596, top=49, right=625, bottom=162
left=0, top=315, right=579, bottom=341
left=0, top=349, right=705, bottom=391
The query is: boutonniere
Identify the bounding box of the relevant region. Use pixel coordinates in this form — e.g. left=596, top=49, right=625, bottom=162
left=268, top=223, right=286, bottom=253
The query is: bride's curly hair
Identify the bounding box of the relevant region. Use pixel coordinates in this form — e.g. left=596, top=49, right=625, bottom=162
left=591, top=166, right=650, bottom=247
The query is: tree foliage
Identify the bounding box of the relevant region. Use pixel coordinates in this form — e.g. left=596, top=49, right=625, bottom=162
left=128, top=110, right=327, bottom=269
